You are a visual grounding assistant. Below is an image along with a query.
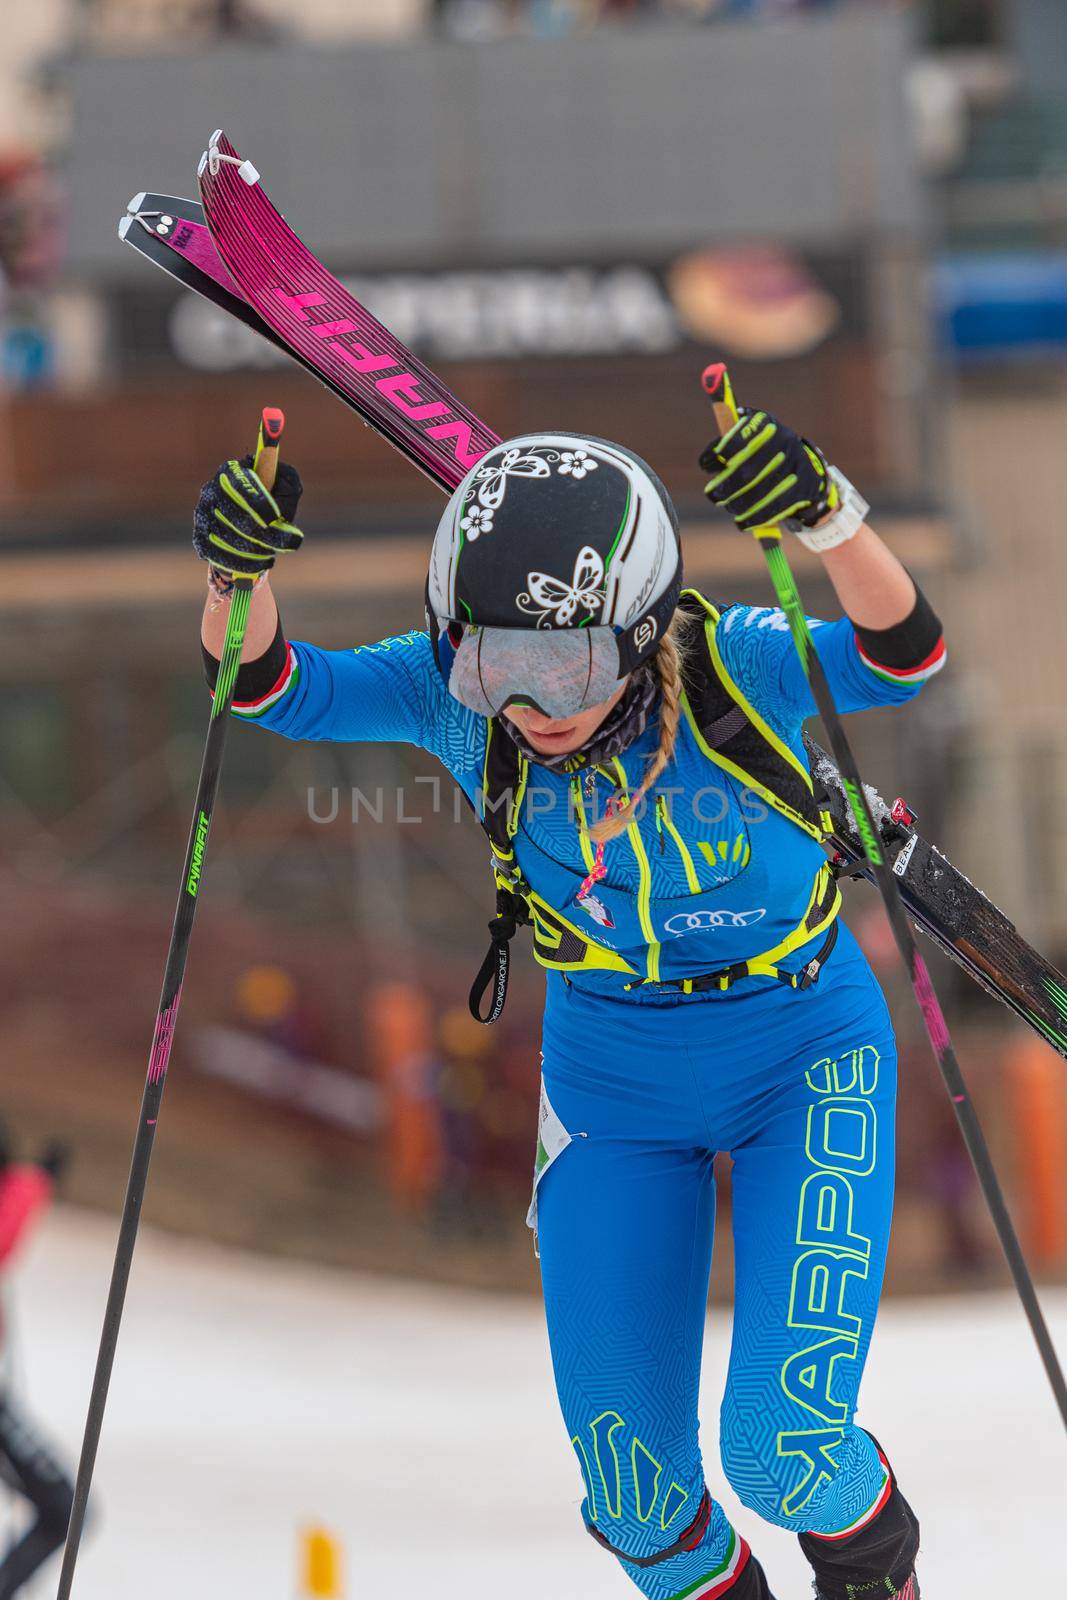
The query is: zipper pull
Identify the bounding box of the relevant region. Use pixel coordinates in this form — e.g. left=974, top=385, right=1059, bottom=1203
left=656, top=795, right=666, bottom=853
left=571, top=775, right=586, bottom=838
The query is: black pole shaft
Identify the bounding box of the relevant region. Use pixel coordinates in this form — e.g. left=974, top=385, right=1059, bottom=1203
left=56, top=578, right=254, bottom=1598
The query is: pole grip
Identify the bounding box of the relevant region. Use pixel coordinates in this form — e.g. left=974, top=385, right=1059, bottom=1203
left=253, top=405, right=285, bottom=494
left=701, top=362, right=740, bottom=442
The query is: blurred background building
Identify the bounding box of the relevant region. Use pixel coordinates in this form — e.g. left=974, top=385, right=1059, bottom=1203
left=3, top=0, right=1067, bottom=1298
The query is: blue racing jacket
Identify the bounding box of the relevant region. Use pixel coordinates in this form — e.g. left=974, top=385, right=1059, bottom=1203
left=232, top=603, right=939, bottom=1000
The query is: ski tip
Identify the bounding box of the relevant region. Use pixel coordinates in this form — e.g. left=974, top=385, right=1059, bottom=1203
left=200, top=129, right=225, bottom=179
left=117, top=214, right=131, bottom=241
left=127, top=191, right=146, bottom=215
left=201, top=129, right=254, bottom=184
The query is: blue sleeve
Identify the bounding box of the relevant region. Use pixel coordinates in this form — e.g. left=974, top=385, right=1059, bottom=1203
left=238, top=628, right=485, bottom=784
left=716, top=604, right=930, bottom=742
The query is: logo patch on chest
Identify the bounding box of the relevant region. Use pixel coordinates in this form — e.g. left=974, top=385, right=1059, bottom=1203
left=663, top=907, right=766, bottom=937
left=576, top=891, right=615, bottom=929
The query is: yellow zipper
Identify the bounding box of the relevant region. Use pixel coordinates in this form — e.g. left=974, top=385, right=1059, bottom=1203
left=655, top=796, right=702, bottom=894
left=571, top=774, right=597, bottom=874
left=611, top=758, right=661, bottom=982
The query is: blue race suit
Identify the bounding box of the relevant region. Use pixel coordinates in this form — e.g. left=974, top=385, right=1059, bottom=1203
left=233, top=603, right=933, bottom=1599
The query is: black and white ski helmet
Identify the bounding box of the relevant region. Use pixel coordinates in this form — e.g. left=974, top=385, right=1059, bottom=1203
left=427, top=433, right=683, bottom=709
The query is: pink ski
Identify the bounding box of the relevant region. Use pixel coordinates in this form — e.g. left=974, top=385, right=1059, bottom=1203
left=197, top=129, right=499, bottom=492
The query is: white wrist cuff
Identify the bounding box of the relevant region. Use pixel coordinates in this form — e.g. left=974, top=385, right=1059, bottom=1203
left=793, top=469, right=869, bottom=554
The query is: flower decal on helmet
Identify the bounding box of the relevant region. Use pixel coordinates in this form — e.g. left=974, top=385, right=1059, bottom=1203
left=558, top=449, right=598, bottom=480
left=460, top=503, right=494, bottom=540
left=458, top=445, right=600, bottom=544
left=517, top=545, right=606, bottom=627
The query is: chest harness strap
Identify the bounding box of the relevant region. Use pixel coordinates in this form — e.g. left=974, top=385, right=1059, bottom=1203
left=468, top=590, right=841, bottom=1021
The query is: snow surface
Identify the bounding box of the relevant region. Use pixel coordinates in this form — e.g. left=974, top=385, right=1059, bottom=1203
left=7, top=1206, right=1066, bottom=1598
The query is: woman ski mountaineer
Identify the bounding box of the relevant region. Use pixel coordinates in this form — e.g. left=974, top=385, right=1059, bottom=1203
left=196, top=404, right=945, bottom=1600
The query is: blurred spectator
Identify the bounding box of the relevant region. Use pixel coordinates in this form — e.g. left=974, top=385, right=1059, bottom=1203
left=0, top=1124, right=76, bottom=1599
left=367, top=982, right=445, bottom=1216
left=0, top=156, right=62, bottom=294
left=432, top=0, right=906, bottom=37
left=80, top=0, right=287, bottom=47
left=0, top=152, right=62, bottom=391
left=434, top=1005, right=496, bottom=1233
left=922, top=1091, right=988, bottom=1276
left=235, top=963, right=327, bottom=1061
left=1006, top=1031, right=1067, bottom=1267
left=197, top=0, right=287, bottom=38
left=193, top=964, right=382, bottom=1138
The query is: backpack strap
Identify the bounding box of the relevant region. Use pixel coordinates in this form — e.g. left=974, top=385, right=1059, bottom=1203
left=469, top=598, right=836, bottom=1021
left=481, top=716, right=528, bottom=868
left=470, top=719, right=640, bottom=1021
left=469, top=720, right=532, bottom=1024
left=675, top=588, right=830, bottom=843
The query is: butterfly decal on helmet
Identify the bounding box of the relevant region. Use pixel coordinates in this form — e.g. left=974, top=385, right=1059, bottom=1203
left=517, top=545, right=606, bottom=627
left=471, top=446, right=559, bottom=511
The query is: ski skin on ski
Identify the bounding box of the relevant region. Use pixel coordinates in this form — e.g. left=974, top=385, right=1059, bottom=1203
left=196, top=129, right=499, bottom=493
left=117, top=153, right=1067, bottom=1068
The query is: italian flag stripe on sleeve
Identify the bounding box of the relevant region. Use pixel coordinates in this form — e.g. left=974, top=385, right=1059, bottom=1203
left=232, top=642, right=299, bottom=718
left=855, top=633, right=946, bottom=687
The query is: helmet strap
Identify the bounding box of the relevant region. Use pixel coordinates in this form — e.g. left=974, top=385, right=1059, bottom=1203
left=615, top=578, right=683, bottom=674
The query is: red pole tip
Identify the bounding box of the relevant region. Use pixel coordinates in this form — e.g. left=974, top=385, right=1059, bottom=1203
left=701, top=363, right=727, bottom=397
left=261, top=406, right=285, bottom=440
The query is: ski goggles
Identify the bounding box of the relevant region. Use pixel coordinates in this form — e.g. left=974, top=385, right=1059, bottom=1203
left=447, top=623, right=627, bottom=720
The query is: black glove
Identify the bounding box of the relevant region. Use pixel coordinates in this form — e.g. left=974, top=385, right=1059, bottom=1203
left=699, top=407, right=835, bottom=533
left=193, top=454, right=304, bottom=579
left=37, top=1141, right=71, bottom=1183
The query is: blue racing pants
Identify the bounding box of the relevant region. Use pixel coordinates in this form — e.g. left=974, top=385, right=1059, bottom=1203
left=534, top=927, right=898, bottom=1599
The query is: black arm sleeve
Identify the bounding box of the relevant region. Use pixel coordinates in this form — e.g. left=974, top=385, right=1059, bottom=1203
left=202, top=613, right=288, bottom=700
left=851, top=578, right=943, bottom=671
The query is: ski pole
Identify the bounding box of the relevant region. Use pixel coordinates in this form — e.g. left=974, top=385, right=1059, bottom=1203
left=702, top=363, right=1067, bottom=1434
left=56, top=407, right=285, bottom=1598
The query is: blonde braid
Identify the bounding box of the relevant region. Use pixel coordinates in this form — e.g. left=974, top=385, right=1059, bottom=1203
left=588, top=613, right=689, bottom=846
